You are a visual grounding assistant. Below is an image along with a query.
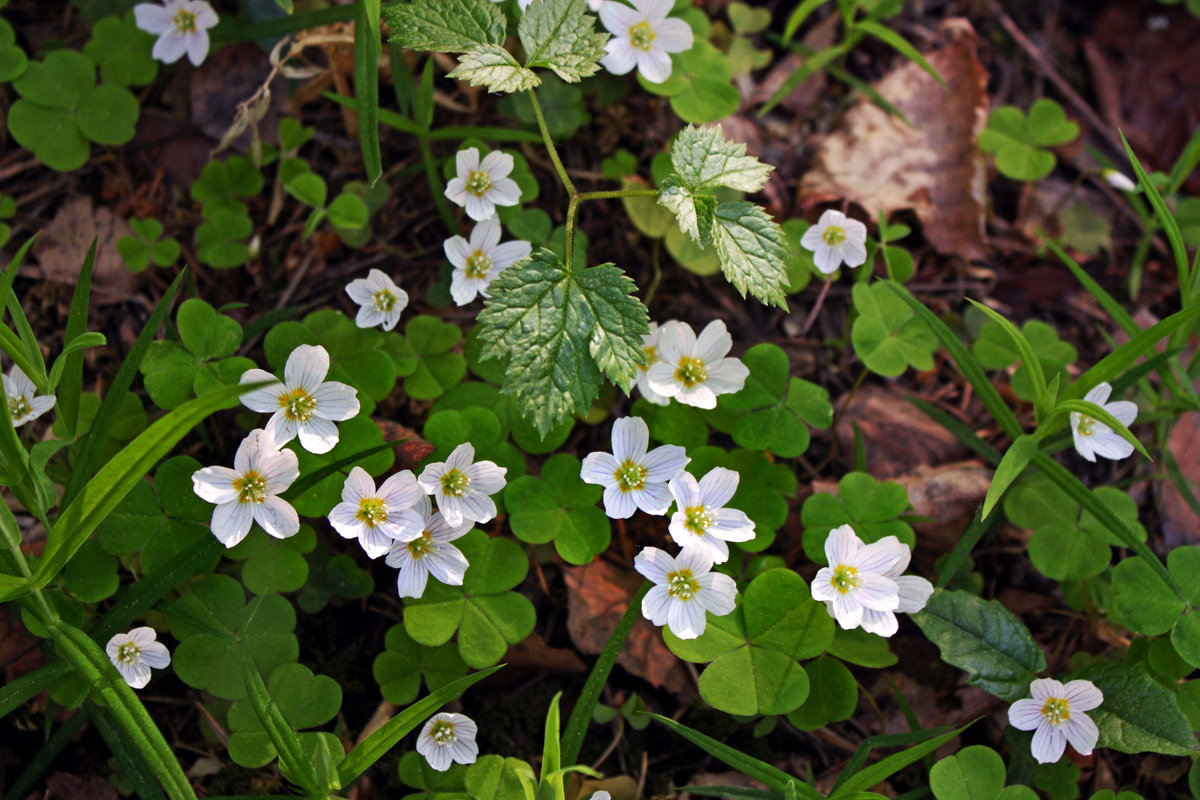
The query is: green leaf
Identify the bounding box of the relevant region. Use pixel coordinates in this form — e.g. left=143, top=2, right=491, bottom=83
left=670, top=124, right=774, bottom=193
left=1071, top=662, right=1197, bottom=756
left=82, top=12, right=157, bottom=87
left=450, top=44, right=541, bottom=93
left=977, top=100, right=1078, bottom=182
left=519, top=0, right=607, bottom=83
left=801, top=472, right=913, bottom=563
left=711, top=201, right=789, bottom=308
left=176, top=298, right=243, bottom=361
left=852, top=282, right=937, bottom=377
left=785, top=655, right=858, bottom=731
left=285, top=172, right=327, bottom=208
left=1112, top=556, right=1185, bottom=636
left=912, top=589, right=1046, bottom=702
left=930, top=746, right=1004, bottom=800
left=853, top=20, right=946, bottom=89
left=384, top=0, right=507, bottom=52
left=650, top=713, right=804, bottom=796
left=658, top=176, right=715, bottom=244
left=982, top=434, right=1038, bottom=520
left=833, top=723, right=975, bottom=797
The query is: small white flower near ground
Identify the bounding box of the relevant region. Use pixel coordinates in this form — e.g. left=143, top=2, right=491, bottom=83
left=810, top=525, right=903, bottom=635
left=1071, top=382, right=1138, bottom=462
left=328, top=467, right=425, bottom=559
left=1008, top=678, right=1103, bottom=764
left=3, top=365, right=54, bottom=427
left=191, top=429, right=300, bottom=547
left=345, top=270, right=408, bottom=331
left=631, top=321, right=671, bottom=406
left=855, top=535, right=934, bottom=637
left=667, top=467, right=755, bottom=564
left=445, top=148, right=522, bottom=222
left=800, top=209, right=868, bottom=274
left=1101, top=168, right=1137, bottom=192
left=444, top=216, right=532, bottom=306
left=580, top=416, right=689, bottom=518
left=599, top=0, right=694, bottom=84
left=240, top=344, right=360, bottom=455
left=646, top=320, right=749, bottom=409
left=106, top=627, right=171, bottom=689
left=134, top=0, right=218, bottom=66
left=417, top=443, right=508, bottom=527
left=384, top=495, right=472, bottom=599
left=635, top=546, right=737, bottom=639
left=417, top=712, right=479, bottom=771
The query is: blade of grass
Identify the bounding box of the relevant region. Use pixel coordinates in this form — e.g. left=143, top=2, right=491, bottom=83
left=761, top=42, right=848, bottom=115
left=212, top=4, right=355, bottom=43
left=936, top=513, right=998, bottom=590
left=853, top=21, right=946, bottom=90
left=355, top=0, right=383, bottom=186
left=832, top=722, right=973, bottom=797
left=1121, top=131, right=1189, bottom=296
left=55, top=239, right=97, bottom=440
left=90, top=701, right=169, bottom=800
left=783, top=0, right=831, bottom=43
left=966, top=299, right=1048, bottom=421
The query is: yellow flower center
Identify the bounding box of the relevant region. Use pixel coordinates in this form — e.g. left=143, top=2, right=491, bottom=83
left=373, top=289, right=397, bottom=312
left=684, top=505, right=712, bottom=535
left=356, top=497, right=388, bottom=528
left=407, top=530, right=434, bottom=559
left=8, top=394, right=31, bottom=421
left=674, top=356, right=708, bottom=388
left=667, top=569, right=698, bottom=600
left=465, top=250, right=493, bottom=279
left=821, top=225, right=847, bottom=246
left=629, top=21, right=656, bottom=51
left=637, top=344, right=657, bottom=373
left=430, top=719, right=456, bottom=743
left=234, top=471, right=268, bottom=504
left=279, top=387, right=318, bottom=422
left=116, top=642, right=141, bottom=664
left=613, top=460, right=647, bottom=492
left=173, top=9, right=197, bottom=33
left=465, top=170, right=492, bottom=197
left=440, top=468, right=470, bottom=497
left=1076, top=416, right=1096, bottom=436
left=1040, top=697, right=1071, bottom=726
left=830, top=564, right=859, bottom=595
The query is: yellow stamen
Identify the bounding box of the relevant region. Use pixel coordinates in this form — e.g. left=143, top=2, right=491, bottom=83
left=613, top=460, right=647, bottom=493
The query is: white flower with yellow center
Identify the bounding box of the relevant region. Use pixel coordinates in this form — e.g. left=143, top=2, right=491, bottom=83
left=599, top=0, right=694, bottom=84
left=646, top=320, right=749, bottom=410
left=416, top=712, right=479, bottom=772
left=345, top=269, right=408, bottom=331
left=384, top=496, right=472, bottom=599
left=1071, top=382, right=1138, bottom=463
left=3, top=365, right=55, bottom=428
left=445, top=147, right=522, bottom=222
left=444, top=216, right=532, bottom=306
left=1008, top=678, right=1103, bottom=764
left=191, top=428, right=300, bottom=547
left=854, top=535, right=934, bottom=637
left=106, top=627, right=171, bottom=689
left=667, top=467, right=754, bottom=564
left=800, top=209, right=868, bottom=274
left=417, top=442, right=507, bottom=527
left=240, top=344, right=360, bottom=455
left=810, top=525, right=903, bottom=634
left=328, top=467, right=425, bottom=559
left=635, top=546, right=736, bottom=639
left=134, top=0, right=218, bottom=67
left=631, top=321, right=670, bottom=406
left=580, top=416, right=689, bottom=519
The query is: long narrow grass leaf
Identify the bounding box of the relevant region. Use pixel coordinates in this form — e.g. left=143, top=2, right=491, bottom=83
left=212, top=4, right=355, bottom=42
left=56, top=239, right=97, bottom=440
left=355, top=0, right=383, bottom=185
left=1121, top=131, right=1189, bottom=290
left=936, top=513, right=997, bottom=589
left=832, top=723, right=973, bottom=796
left=90, top=701, right=169, bottom=800
left=242, top=651, right=321, bottom=793
left=783, top=0, right=831, bottom=43
left=761, top=42, right=847, bottom=114
left=966, top=299, right=1048, bottom=420
left=853, top=21, right=945, bottom=89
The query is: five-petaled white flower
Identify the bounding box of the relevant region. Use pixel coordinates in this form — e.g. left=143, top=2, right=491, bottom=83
left=635, top=546, right=737, bottom=639
left=417, top=712, right=479, bottom=772
left=810, top=525, right=904, bottom=636
left=800, top=209, right=868, bottom=275
left=345, top=269, right=408, bottom=331
left=1071, top=382, right=1138, bottom=463
left=647, top=320, right=749, bottom=409
left=1008, top=678, right=1103, bottom=764
left=328, top=467, right=425, bottom=560
left=667, top=467, right=755, bottom=564
left=445, top=148, right=522, bottom=222
left=854, top=535, right=933, bottom=637
left=580, top=416, right=689, bottom=519
left=632, top=321, right=670, bottom=406
left=599, top=0, right=694, bottom=84
left=106, top=627, right=171, bottom=689
left=3, top=365, right=55, bottom=428
left=384, top=495, right=472, bottom=598
left=444, top=216, right=532, bottom=306
left=417, top=443, right=508, bottom=527
left=134, top=0, right=218, bottom=67
left=240, top=344, right=360, bottom=455
left=1102, top=168, right=1137, bottom=192
left=191, top=428, right=300, bottom=548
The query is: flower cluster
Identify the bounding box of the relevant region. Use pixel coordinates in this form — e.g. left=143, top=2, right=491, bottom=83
left=633, top=319, right=748, bottom=409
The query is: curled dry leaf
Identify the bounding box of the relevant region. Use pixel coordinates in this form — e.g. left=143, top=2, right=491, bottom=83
left=835, top=385, right=967, bottom=479
left=32, top=196, right=136, bottom=304
left=799, top=18, right=988, bottom=260
left=1162, top=410, right=1200, bottom=550
left=892, top=460, right=991, bottom=565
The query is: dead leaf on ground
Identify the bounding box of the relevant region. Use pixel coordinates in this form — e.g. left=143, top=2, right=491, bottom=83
left=750, top=11, right=838, bottom=113
left=563, top=559, right=689, bottom=694
left=191, top=43, right=287, bottom=152
left=35, top=774, right=119, bottom=800
left=1161, top=410, right=1200, bottom=549
left=0, top=605, right=44, bottom=684
left=892, top=460, right=991, bottom=567
left=376, top=420, right=435, bottom=471
left=504, top=632, right=587, bottom=674
left=835, top=386, right=967, bottom=479
left=31, top=197, right=136, bottom=304
left=799, top=18, right=988, bottom=260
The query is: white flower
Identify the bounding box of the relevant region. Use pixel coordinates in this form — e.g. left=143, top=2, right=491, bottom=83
left=810, top=525, right=903, bottom=635
left=3, top=365, right=55, bottom=427
left=599, top=0, right=694, bottom=84
left=240, top=345, right=360, bottom=455
left=635, top=546, right=737, bottom=639
left=800, top=209, right=868, bottom=274
left=345, top=269, right=408, bottom=331
left=588, top=793, right=612, bottom=800
left=384, top=495, right=472, bottom=598
left=445, top=148, right=522, bottom=222
left=631, top=321, right=670, bottom=406
left=492, top=0, right=602, bottom=9
left=1071, top=382, right=1138, bottom=463
left=1008, top=678, right=1103, bottom=764
left=647, top=320, right=749, bottom=410
left=667, top=468, right=754, bottom=564
left=1102, top=168, right=1137, bottom=192
left=106, top=627, right=171, bottom=689
left=417, top=443, right=508, bottom=527
left=853, top=535, right=934, bottom=637
left=417, top=712, right=478, bottom=771
left=191, top=428, right=300, bottom=548
left=580, top=416, right=689, bottom=519
left=328, top=467, right=425, bottom=559
left=134, top=0, right=218, bottom=67
left=444, top=216, right=532, bottom=306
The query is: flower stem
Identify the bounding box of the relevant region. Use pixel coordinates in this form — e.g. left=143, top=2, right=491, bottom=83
left=527, top=90, right=576, bottom=197
left=576, top=189, right=659, bottom=202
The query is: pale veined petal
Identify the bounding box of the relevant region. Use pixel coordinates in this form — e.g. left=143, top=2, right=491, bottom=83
left=645, top=362, right=682, bottom=396
left=472, top=214, right=502, bottom=252
left=464, top=194, right=493, bottom=221
left=693, top=320, right=732, bottom=364
left=491, top=240, right=532, bottom=269
left=668, top=472, right=701, bottom=508
left=600, top=41, right=638, bottom=75
left=261, top=448, right=300, bottom=494
left=341, top=466, right=375, bottom=503
left=152, top=28, right=187, bottom=62
left=696, top=572, right=737, bottom=615
left=842, top=238, right=868, bottom=268
left=359, top=526, right=395, bottom=560
left=355, top=305, right=386, bottom=329
left=455, top=147, right=480, bottom=176
left=854, top=573, right=900, bottom=611
left=296, top=416, right=339, bottom=454
left=602, top=485, right=637, bottom=518
left=1030, top=726, right=1066, bottom=764
left=675, top=382, right=717, bottom=409
left=634, top=546, right=675, bottom=584
left=134, top=3, right=174, bottom=34
left=824, top=525, right=862, bottom=566
left=26, top=395, right=55, bottom=422
left=1007, top=698, right=1045, bottom=731
left=813, top=245, right=841, bottom=274
left=211, top=501, right=254, bottom=547
left=1082, top=382, right=1112, bottom=406
left=632, top=482, right=673, bottom=515
left=859, top=607, right=899, bottom=637
left=479, top=150, right=515, bottom=179
left=642, top=444, right=688, bottom=482
left=265, top=412, right=297, bottom=448
left=328, top=501, right=364, bottom=539
left=654, top=16, right=694, bottom=52
left=711, top=508, right=755, bottom=541
left=466, top=461, right=507, bottom=494
left=641, top=584, right=672, bottom=626
left=379, top=471, right=421, bottom=508
left=284, top=344, right=330, bottom=393
left=611, top=416, right=649, bottom=462
left=254, top=496, right=299, bottom=539
left=240, top=368, right=286, bottom=412
left=851, top=537, right=906, bottom=575
left=395, top=557, right=430, bottom=599
left=1029, top=678, right=1066, bottom=702
left=185, top=28, right=209, bottom=66
left=656, top=320, right=696, bottom=364
left=457, top=492, right=497, bottom=524
left=895, top=575, right=933, bottom=613
left=1062, top=680, right=1104, bottom=712
left=704, top=358, right=749, bottom=394
left=637, top=47, right=673, bottom=84
left=1106, top=399, right=1138, bottom=426
left=810, top=567, right=836, bottom=602
left=580, top=452, right=620, bottom=486
left=139, top=641, right=171, bottom=669
left=599, top=0, right=640, bottom=33
left=424, top=543, right=469, bottom=586
left=312, top=381, right=360, bottom=421
left=831, top=590, right=864, bottom=630
left=486, top=177, right=522, bottom=207
left=192, top=466, right=240, bottom=504
left=667, top=596, right=706, bottom=639
left=1061, top=712, right=1099, bottom=756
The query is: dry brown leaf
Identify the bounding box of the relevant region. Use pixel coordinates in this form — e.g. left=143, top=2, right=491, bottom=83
left=1161, top=410, right=1200, bottom=549
left=40, top=774, right=119, bottom=800
left=191, top=43, right=287, bottom=152
left=376, top=420, right=435, bottom=472
left=892, top=460, right=991, bottom=565
left=504, top=632, right=587, bottom=674
left=31, top=197, right=136, bottom=304
left=799, top=18, right=988, bottom=260
left=835, top=385, right=967, bottom=479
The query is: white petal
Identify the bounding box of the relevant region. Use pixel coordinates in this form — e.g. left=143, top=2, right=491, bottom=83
left=895, top=575, right=933, bottom=613
left=634, top=546, right=675, bottom=584
left=668, top=472, right=701, bottom=508
left=600, top=0, right=640, bottom=33
left=466, top=461, right=506, bottom=494
left=457, top=492, right=497, bottom=524
left=693, top=320, right=731, bottom=364
left=312, top=381, right=360, bottom=421
left=696, top=572, right=737, bottom=616
left=654, top=17, right=694, bottom=52
left=813, top=245, right=841, bottom=274
left=261, top=448, right=300, bottom=494
left=705, top=358, right=749, bottom=394
left=212, top=501, right=254, bottom=547
left=140, top=641, right=171, bottom=669
left=254, top=496, right=300, bottom=539
left=296, top=417, right=340, bottom=454
left=641, top=584, right=672, bottom=626
left=667, top=596, right=706, bottom=638
left=842, top=239, right=868, bottom=268
left=675, top=383, right=717, bottom=409
left=854, top=573, right=900, bottom=611
left=1088, top=428, right=1134, bottom=460
left=480, top=150, right=514, bottom=180
left=859, top=608, right=899, bottom=637
left=824, top=525, right=862, bottom=566
left=152, top=29, right=187, bottom=63
left=329, top=502, right=365, bottom=540
left=1062, top=713, right=1098, bottom=756
left=284, top=344, right=330, bottom=393
left=185, top=29, right=209, bottom=66
left=602, top=485, right=637, bottom=518
left=601, top=42, right=638, bottom=75
left=1083, top=382, right=1112, bottom=406
left=632, top=482, right=673, bottom=515
left=134, top=3, right=174, bottom=34
left=581, top=452, right=620, bottom=486
left=1030, top=726, right=1066, bottom=764
left=396, top=557, right=430, bottom=599
left=456, top=148, right=480, bottom=177
left=642, top=444, right=689, bottom=483
left=240, top=369, right=286, bottom=413
left=379, top=471, right=421, bottom=508
left=1062, top=680, right=1104, bottom=712
left=656, top=320, right=696, bottom=364
left=192, top=466, right=240, bottom=504
left=464, top=194, right=494, bottom=222
left=1106, top=399, right=1138, bottom=427
left=341, top=466, right=375, bottom=503
left=611, top=416, right=649, bottom=463
left=831, top=591, right=864, bottom=630
left=1030, top=678, right=1066, bottom=702
left=811, top=567, right=836, bottom=602
left=1008, top=698, right=1045, bottom=731
left=491, top=240, right=532, bottom=269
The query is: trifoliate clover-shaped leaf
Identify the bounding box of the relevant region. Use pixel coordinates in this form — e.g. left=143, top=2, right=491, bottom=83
left=297, top=552, right=374, bottom=614
left=83, top=12, right=157, bottom=87
left=384, top=0, right=507, bottom=53
left=801, top=472, right=914, bottom=563
left=61, top=539, right=119, bottom=603
left=504, top=453, right=609, bottom=564
left=227, top=662, right=342, bottom=768
left=195, top=207, right=253, bottom=269
left=671, top=124, right=774, bottom=193
left=117, top=217, right=181, bottom=272
left=475, top=249, right=649, bottom=435
left=785, top=655, right=858, bottom=731
left=190, top=155, right=264, bottom=215
left=404, top=314, right=467, bottom=401
left=711, top=201, right=789, bottom=308
left=450, top=44, right=541, bottom=94
left=373, top=624, right=469, bottom=706
left=138, top=300, right=250, bottom=410
left=972, top=317, right=1076, bottom=402
left=977, top=99, right=1079, bottom=182
left=519, top=0, right=608, bottom=83
left=640, top=41, right=740, bottom=125
left=851, top=282, right=938, bottom=377
left=0, top=18, right=29, bottom=82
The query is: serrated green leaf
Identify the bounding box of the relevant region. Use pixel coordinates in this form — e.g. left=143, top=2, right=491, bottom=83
left=658, top=177, right=717, bottom=244
left=711, top=201, right=788, bottom=308
left=519, top=0, right=607, bottom=83
left=450, top=44, right=541, bottom=93
left=384, top=0, right=507, bottom=52
left=671, top=125, right=774, bottom=193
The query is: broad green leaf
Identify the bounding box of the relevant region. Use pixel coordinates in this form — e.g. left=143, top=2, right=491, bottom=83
left=658, top=176, right=716, bottom=244
left=519, top=0, right=607, bottom=83
left=982, top=434, right=1038, bottom=519
left=852, top=282, right=937, bottom=377
left=384, top=0, right=507, bottom=52
left=450, top=45, right=541, bottom=93
left=1071, top=662, right=1197, bottom=756
left=711, top=201, right=788, bottom=308
left=785, top=655, right=857, bottom=731
left=1111, top=556, right=1184, bottom=636
left=801, top=472, right=913, bottom=563
left=670, top=124, right=774, bottom=193
left=929, top=745, right=1004, bottom=800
